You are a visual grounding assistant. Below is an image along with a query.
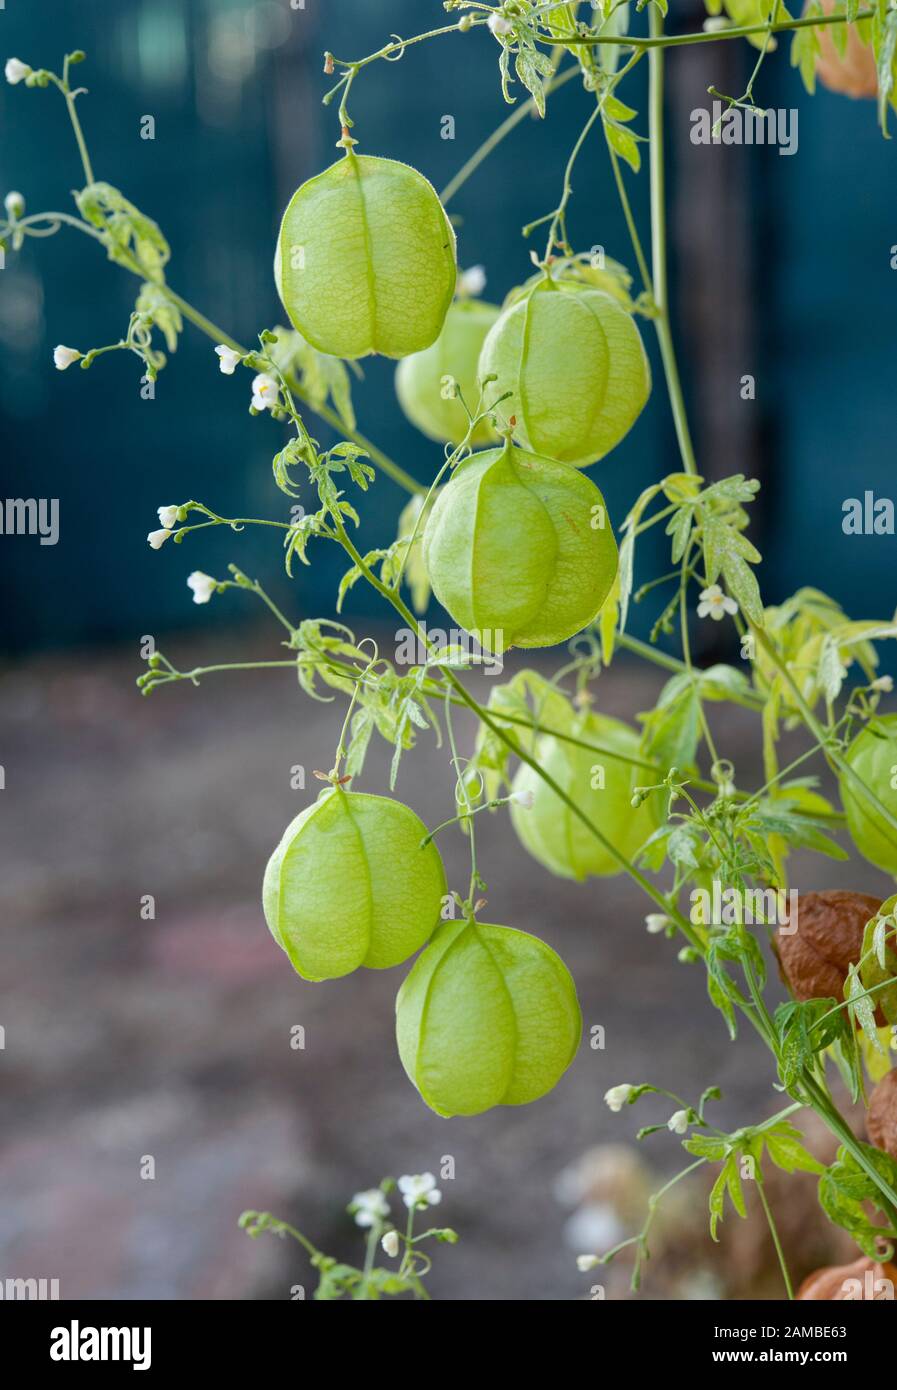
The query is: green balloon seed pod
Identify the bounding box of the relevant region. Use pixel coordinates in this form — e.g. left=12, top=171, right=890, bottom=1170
left=275, top=150, right=457, bottom=361
left=395, top=298, right=501, bottom=447
left=421, top=439, right=618, bottom=654
left=395, top=919, right=582, bottom=1117
left=263, top=788, right=447, bottom=982
left=510, top=709, right=660, bottom=880
left=840, top=716, right=897, bottom=876
left=477, top=283, right=651, bottom=467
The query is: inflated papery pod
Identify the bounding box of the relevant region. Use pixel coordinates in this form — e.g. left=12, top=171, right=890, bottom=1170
left=422, top=438, right=618, bottom=653
left=510, top=708, right=660, bottom=880
left=478, top=281, right=650, bottom=466
left=276, top=150, right=456, bottom=359
left=775, top=889, right=882, bottom=1007
left=839, top=715, right=897, bottom=875
left=263, top=789, right=446, bottom=982
left=396, top=298, right=500, bottom=447
left=396, top=919, right=581, bottom=1117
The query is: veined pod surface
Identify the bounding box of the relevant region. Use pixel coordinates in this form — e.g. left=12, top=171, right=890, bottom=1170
left=395, top=298, right=501, bottom=447
left=263, top=788, right=447, bottom=982
left=510, top=709, right=660, bottom=880
left=422, top=439, right=618, bottom=653
left=396, top=919, right=581, bottom=1117
left=275, top=151, right=457, bottom=360
left=477, top=282, right=650, bottom=467
left=839, top=716, right=897, bottom=876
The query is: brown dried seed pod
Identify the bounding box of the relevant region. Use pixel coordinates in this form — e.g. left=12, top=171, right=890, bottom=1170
left=775, top=890, right=882, bottom=1006
left=867, top=1071, right=897, bottom=1161
left=798, top=1255, right=897, bottom=1301
left=815, top=0, right=878, bottom=100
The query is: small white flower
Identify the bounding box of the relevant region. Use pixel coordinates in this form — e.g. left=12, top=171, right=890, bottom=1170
left=157, top=505, right=180, bottom=529
left=645, top=913, right=670, bottom=935
left=511, top=788, right=534, bottom=810
left=5, top=58, right=32, bottom=85
left=667, top=1109, right=690, bottom=1136
left=251, top=372, right=278, bottom=410
left=4, top=190, right=25, bottom=219
left=697, top=584, right=738, bottom=622
left=381, top=1230, right=400, bottom=1258
left=488, top=14, right=513, bottom=36
left=872, top=675, right=894, bottom=693
left=215, top=344, right=241, bottom=376
left=398, top=1173, right=442, bottom=1209
left=187, top=571, right=217, bottom=605
left=458, top=264, right=487, bottom=297
left=350, top=1189, right=390, bottom=1228
left=576, top=1254, right=600, bottom=1273
left=604, top=1084, right=634, bottom=1113
left=147, top=528, right=172, bottom=550
left=53, top=345, right=82, bottom=371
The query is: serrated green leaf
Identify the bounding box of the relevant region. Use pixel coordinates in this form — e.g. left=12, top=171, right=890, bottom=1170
left=605, top=119, right=641, bottom=172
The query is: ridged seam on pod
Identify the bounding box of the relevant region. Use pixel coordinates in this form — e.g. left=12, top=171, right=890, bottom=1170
left=262, top=788, right=447, bottom=982
left=395, top=918, right=582, bottom=1117
left=477, top=280, right=651, bottom=467
left=839, top=715, right=897, bottom=875
left=395, top=298, right=501, bottom=447
left=275, top=150, right=457, bottom=360
left=422, top=438, right=619, bottom=653
left=510, top=709, right=661, bottom=880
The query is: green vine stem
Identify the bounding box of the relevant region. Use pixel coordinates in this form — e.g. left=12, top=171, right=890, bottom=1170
left=648, top=5, right=699, bottom=478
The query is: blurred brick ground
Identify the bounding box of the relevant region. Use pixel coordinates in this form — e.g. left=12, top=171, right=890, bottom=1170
left=1, top=625, right=890, bottom=1300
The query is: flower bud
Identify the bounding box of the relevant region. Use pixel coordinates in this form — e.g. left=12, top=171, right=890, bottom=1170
left=187, top=571, right=217, bottom=606
left=4, top=190, right=25, bottom=219
left=381, top=1230, right=400, bottom=1258
left=604, top=1084, right=633, bottom=1113
left=5, top=58, right=32, bottom=85
left=53, top=345, right=82, bottom=371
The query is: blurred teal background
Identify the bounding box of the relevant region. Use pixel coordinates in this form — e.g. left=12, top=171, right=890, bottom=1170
left=0, top=0, right=894, bottom=654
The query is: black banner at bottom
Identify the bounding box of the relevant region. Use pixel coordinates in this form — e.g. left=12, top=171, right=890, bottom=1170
left=0, top=1297, right=890, bottom=1373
